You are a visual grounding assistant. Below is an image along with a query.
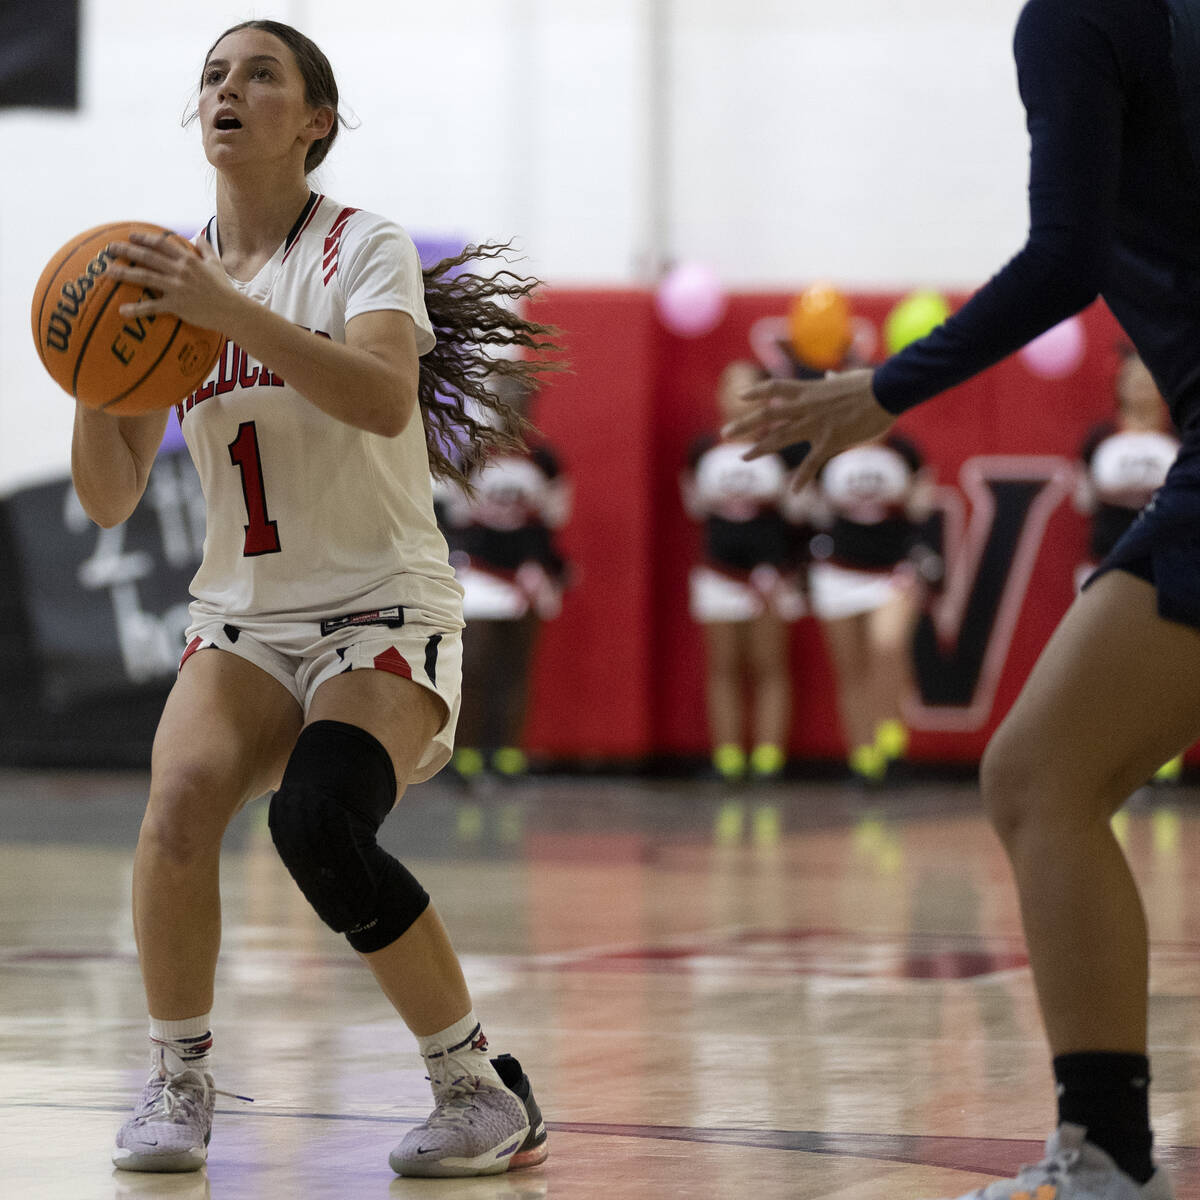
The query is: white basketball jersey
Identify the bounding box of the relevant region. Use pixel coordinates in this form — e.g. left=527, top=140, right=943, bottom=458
left=444, top=454, right=564, bottom=532
left=819, top=442, right=914, bottom=524
left=1088, top=429, right=1178, bottom=508
left=178, top=194, right=462, bottom=628
left=690, top=441, right=794, bottom=522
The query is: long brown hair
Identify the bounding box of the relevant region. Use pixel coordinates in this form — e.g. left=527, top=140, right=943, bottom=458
left=199, top=22, right=566, bottom=481
left=419, top=242, right=563, bottom=485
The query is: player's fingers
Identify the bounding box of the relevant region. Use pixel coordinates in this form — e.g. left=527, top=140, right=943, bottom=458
left=723, top=398, right=804, bottom=441
left=107, top=241, right=174, bottom=272
left=788, top=440, right=829, bottom=492
left=117, top=298, right=167, bottom=318
left=742, top=378, right=797, bottom=402
left=108, top=265, right=165, bottom=289
left=722, top=410, right=769, bottom=440
left=745, top=417, right=817, bottom=458
left=129, top=229, right=182, bottom=255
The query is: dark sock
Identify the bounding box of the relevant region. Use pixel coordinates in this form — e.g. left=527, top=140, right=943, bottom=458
left=1053, top=1052, right=1154, bottom=1184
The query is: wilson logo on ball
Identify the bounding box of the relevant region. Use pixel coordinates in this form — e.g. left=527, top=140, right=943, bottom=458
left=45, top=249, right=114, bottom=354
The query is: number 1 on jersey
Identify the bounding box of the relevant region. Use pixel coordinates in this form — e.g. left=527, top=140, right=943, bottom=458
left=228, top=421, right=281, bottom=556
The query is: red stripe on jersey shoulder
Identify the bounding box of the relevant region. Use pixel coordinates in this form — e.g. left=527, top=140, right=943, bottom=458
left=328, top=206, right=358, bottom=238
left=281, top=193, right=326, bottom=264
left=323, top=206, right=360, bottom=286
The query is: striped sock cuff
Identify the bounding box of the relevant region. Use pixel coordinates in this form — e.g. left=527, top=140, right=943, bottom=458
left=418, top=1012, right=489, bottom=1059
left=149, top=1015, right=213, bottom=1069
left=150, top=1031, right=214, bottom=1064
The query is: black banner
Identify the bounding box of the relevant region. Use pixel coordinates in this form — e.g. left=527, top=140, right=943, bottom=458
left=0, top=2, right=80, bottom=110
left=0, top=449, right=203, bottom=765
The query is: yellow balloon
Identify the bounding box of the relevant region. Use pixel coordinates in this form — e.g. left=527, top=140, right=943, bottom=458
left=789, top=283, right=852, bottom=370
left=884, top=290, right=951, bottom=355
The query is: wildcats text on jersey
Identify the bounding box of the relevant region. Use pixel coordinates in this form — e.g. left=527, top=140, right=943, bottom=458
left=175, top=327, right=332, bottom=423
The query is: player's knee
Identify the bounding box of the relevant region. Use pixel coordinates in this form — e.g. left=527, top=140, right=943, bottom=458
left=979, top=726, right=1040, bottom=844
left=142, top=761, right=241, bottom=867
left=268, top=720, right=430, bottom=952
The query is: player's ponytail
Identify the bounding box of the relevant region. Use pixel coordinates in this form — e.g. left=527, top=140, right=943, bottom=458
left=418, top=242, right=566, bottom=489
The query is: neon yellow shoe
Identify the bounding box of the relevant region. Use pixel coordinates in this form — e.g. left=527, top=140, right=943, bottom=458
left=849, top=743, right=887, bottom=784
left=712, top=743, right=746, bottom=781
left=874, top=719, right=909, bottom=763
left=491, top=747, right=529, bottom=778
left=749, top=743, right=785, bottom=780
left=453, top=747, right=485, bottom=781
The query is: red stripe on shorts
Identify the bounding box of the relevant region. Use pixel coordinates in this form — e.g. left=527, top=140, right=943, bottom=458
left=179, top=636, right=203, bottom=670
left=372, top=646, right=413, bottom=679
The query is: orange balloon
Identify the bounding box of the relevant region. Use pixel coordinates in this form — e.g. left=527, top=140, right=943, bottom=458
left=788, top=283, right=852, bottom=370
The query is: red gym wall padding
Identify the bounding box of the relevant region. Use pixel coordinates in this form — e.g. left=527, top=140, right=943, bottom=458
left=524, top=288, right=1133, bottom=766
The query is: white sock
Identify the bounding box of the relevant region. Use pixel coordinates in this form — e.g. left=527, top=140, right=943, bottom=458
left=417, top=1011, right=503, bottom=1087
left=149, top=1014, right=213, bottom=1075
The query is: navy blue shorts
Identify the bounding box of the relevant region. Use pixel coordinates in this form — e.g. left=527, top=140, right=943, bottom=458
left=1087, top=435, right=1200, bottom=628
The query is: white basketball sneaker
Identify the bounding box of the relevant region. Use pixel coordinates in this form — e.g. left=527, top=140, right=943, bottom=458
left=389, top=1050, right=547, bottom=1177
left=934, top=1124, right=1173, bottom=1200
left=112, top=1065, right=215, bottom=1172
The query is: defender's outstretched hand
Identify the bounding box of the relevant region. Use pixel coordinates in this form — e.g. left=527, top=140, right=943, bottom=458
left=721, top=368, right=894, bottom=488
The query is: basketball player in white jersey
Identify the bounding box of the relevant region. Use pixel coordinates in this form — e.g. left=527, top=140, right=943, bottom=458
left=71, top=20, right=553, bottom=1180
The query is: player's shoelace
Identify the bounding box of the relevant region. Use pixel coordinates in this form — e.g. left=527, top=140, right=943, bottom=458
left=422, top=1045, right=488, bottom=1129
left=1010, top=1142, right=1082, bottom=1189
left=129, top=1072, right=251, bottom=1127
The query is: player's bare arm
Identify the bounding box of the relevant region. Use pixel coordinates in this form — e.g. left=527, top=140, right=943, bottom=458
left=70, top=404, right=170, bottom=528
left=720, top=367, right=893, bottom=489
left=107, top=232, right=420, bottom=438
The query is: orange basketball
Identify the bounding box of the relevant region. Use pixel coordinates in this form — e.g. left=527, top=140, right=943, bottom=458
left=31, top=221, right=224, bottom=415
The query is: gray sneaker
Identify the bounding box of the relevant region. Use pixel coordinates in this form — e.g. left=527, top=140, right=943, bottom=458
left=112, top=1067, right=215, bottom=1173
left=936, top=1124, right=1174, bottom=1200
left=389, top=1048, right=540, bottom=1178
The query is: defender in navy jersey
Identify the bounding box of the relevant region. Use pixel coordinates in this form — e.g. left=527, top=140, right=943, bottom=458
left=72, top=20, right=553, bottom=1182
left=681, top=360, right=810, bottom=782
left=726, top=1, right=1200, bottom=1196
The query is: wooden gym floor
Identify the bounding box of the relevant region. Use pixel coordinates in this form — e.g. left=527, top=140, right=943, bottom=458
left=0, top=766, right=1197, bottom=1199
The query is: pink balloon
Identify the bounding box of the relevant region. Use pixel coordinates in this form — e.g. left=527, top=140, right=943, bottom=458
left=1019, top=315, right=1087, bottom=379
left=655, top=262, right=727, bottom=337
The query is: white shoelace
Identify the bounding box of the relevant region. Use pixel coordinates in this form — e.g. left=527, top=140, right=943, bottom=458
left=133, top=1071, right=252, bottom=1125
left=423, top=1045, right=488, bottom=1128
left=1014, top=1143, right=1083, bottom=1186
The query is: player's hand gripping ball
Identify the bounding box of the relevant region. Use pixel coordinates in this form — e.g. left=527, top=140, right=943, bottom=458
left=31, top=222, right=224, bottom=415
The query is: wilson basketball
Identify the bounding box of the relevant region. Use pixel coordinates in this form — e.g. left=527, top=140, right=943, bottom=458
left=31, top=221, right=224, bottom=415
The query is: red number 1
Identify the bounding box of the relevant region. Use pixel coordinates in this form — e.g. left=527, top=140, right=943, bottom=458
left=228, top=421, right=281, bottom=556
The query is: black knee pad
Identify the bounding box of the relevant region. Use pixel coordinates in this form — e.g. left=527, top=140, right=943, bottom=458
left=268, top=720, right=430, bottom=953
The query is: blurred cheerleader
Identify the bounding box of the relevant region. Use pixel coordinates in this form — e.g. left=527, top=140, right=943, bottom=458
left=439, top=378, right=571, bottom=783
left=1076, top=352, right=1181, bottom=781
left=681, top=360, right=810, bottom=782
left=1076, top=352, right=1178, bottom=588
left=808, top=432, right=938, bottom=783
